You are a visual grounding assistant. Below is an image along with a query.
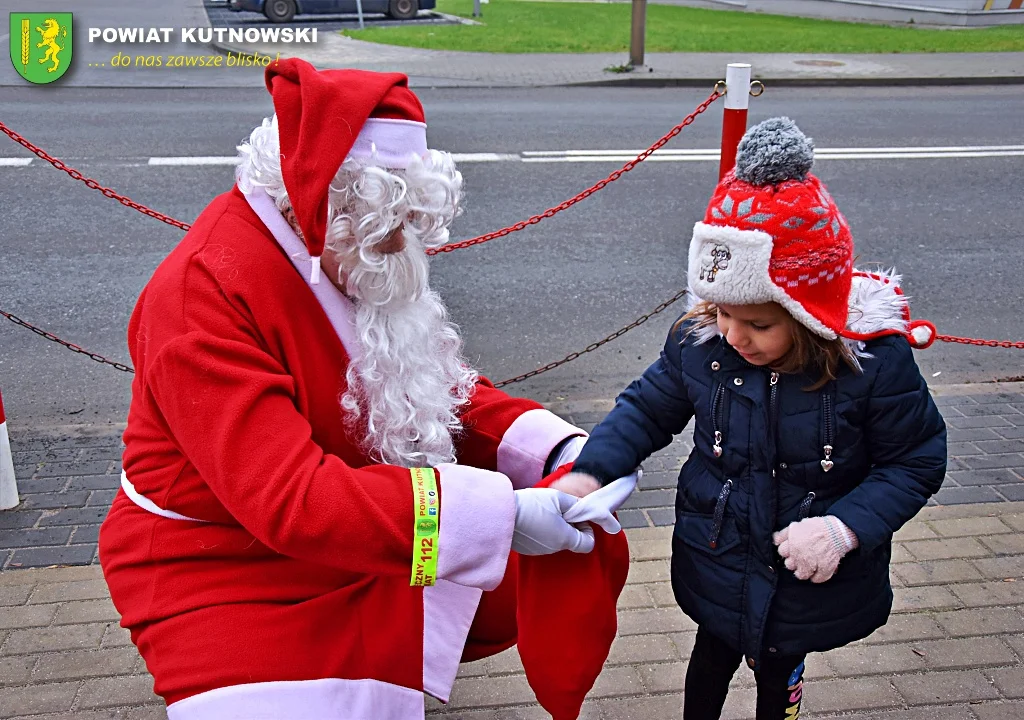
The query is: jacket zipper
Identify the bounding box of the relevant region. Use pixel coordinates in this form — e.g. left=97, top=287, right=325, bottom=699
left=711, top=382, right=726, bottom=458
left=709, top=479, right=733, bottom=549
left=769, top=370, right=779, bottom=479
left=821, top=392, right=835, bottom=473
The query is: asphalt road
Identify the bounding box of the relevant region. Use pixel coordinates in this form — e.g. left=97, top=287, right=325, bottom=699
left=1, top=85, right=1022, bottom=428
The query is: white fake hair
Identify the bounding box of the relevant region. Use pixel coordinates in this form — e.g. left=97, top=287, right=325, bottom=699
left=236, top=116, right=478, bottom=467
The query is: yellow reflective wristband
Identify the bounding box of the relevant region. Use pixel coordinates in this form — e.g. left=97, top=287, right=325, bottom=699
left=410, top=468, right=439, bottom=587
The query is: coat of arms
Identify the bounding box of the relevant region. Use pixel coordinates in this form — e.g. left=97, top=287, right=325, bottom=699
left=9, top=13, right=73, bottom=84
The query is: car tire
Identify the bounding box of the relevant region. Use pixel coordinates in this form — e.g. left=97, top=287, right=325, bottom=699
left=264, top=0, right=296, bottom=22
left=387, top=0, right=419, bottom=20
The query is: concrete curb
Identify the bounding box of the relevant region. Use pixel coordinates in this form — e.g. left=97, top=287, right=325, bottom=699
left=570, top=75, right=1024, bottom=89
left=209, top=40, right=1024, bottom=89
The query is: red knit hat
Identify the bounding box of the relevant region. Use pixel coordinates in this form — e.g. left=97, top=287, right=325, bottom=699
left=688, top=117, right=854, bottom=339
left=264, top=59, right=428, bottom=282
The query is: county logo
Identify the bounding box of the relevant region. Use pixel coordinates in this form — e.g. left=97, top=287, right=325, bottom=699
left=9, top=12, right=73, bottom=84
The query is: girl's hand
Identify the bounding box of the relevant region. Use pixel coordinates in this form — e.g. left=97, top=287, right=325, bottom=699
left=773, top=516, right=859, bottom=584
left=562, top=472, right=639, bottom=535
left=549, top=472, right=601, bottom=498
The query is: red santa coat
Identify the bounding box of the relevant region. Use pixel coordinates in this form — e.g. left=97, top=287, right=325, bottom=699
left=99, top=185, right=584, bottom=719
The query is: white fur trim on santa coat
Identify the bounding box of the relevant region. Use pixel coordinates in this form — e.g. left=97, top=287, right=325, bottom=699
left=423, top=579, right=483, bottom=701
left=497, top=408, right=587, bottom=490
left=688, top=222, right=837, bottom=339
left=166, top=677, right=424, bottom=720
left=244, top=188, right=364, bottom=360
left=433, top=463, right=514, bottom=590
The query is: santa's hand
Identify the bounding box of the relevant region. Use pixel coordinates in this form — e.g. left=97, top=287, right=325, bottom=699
left=549, top=472, right=601, bottom=498
left=512, top=488, right=595, bottom=556
left=774, top=516, right=858, bottom=584
left=562, top=470, right=640, bottom=535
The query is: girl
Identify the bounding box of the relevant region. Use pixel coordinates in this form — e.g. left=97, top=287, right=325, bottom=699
left=553, top=117, right=947, bottom=719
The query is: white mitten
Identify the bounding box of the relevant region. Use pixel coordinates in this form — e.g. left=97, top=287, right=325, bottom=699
left=512, top=488, right=595, bottom=556
left=562, top=471, right=640, bottom=535
left=773, top=516, right=859, bottom=583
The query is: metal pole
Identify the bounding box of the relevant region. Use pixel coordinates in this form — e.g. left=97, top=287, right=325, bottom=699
left=356, top=0, right=365, bottom=30
left=629, top=0, right=647, bottom=68
left=0, top=388, right=19, bottom=510
left=474, top=0, right=481, bottom=17
left=718, top=62, right=751, bottom=180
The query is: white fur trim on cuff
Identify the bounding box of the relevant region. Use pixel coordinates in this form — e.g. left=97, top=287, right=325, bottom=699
left=422, top=580, right=482, bottom=701
left=349, top=118, right=428, bottom=169
left=496, top=408, right=587, bottom=490
left=434, top=463, right=514, bottom=591
left=688, top=222, right=837, bottom=340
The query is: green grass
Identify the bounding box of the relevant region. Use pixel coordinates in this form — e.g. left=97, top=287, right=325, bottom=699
left=343, top=1, right=1024, bottom=54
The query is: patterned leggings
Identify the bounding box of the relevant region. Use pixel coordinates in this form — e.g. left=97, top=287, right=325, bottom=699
left=683, top=627, right=806, bottom=720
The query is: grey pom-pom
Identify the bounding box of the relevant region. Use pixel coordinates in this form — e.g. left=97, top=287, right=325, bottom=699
left=734, top=117, right=814, bottom=186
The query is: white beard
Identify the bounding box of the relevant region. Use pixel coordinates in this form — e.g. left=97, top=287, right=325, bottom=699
left=233, top=117, right=474, bottom=467
left=333, top=233, right=478, bottom=468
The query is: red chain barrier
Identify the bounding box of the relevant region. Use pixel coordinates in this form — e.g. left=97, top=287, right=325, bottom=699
left=5, top=94, right=1024, bottom=388
left=426, top=90, right=723, bottom=255
left=0, top=310, right=135, bottom=373
left=1, top=89, right=722, bottom=254
left=0, top=122, right=192, bottom=233
left=936, top=334, right=1024, bottom=350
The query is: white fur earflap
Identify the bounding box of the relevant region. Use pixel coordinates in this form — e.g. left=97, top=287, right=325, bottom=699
left=846, top=269, right=909, bottom=337
left=686, top=268, right=910, bottom=361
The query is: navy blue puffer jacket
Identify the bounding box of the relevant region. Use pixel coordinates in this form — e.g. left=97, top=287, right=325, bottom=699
left=573, top=308, right=946, bottom=667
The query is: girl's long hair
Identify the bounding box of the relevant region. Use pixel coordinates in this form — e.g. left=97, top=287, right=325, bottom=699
left=679, top=300, right=860, bottom=390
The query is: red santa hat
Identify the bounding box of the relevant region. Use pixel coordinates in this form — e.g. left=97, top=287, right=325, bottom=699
left=264, top=58, right=428, bottom=283
left=688, top=117, right=936, bottom=349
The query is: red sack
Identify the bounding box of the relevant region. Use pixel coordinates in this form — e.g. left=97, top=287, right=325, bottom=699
left=516, top=464, right=630, bottom=720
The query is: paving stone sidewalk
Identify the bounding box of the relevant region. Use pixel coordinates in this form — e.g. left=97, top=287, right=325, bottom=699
left=3, top=383, right=1024, bottom=570
left=7, top=502, right=1024, bottom=718
left=2, top=382, right=1024, bottom=718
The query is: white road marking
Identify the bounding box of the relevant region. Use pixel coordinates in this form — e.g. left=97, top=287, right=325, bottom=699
left=148, top=156, right=238, bottom=166
left=2, top=145, right=1022, bottom=170
left=450, top=153, right=520, bottom=162
left=521, top=145, right=1024, bottom=163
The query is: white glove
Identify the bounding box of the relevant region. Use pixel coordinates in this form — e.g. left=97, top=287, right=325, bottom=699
left=774, top=516, right=859, bottom=584
left=548, top=435, right=588, bottom=470
left=562, top=471, right=640, bottom=535
left=512, top=488, right=595, bottom=556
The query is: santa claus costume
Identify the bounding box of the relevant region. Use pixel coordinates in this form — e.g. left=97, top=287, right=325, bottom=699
left=99, top=59, right=629, bottom=720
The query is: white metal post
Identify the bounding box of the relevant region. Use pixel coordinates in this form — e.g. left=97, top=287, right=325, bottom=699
left=719, top=62, right=752, bottom=180
left=0, top=388, right=19, bottom=510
